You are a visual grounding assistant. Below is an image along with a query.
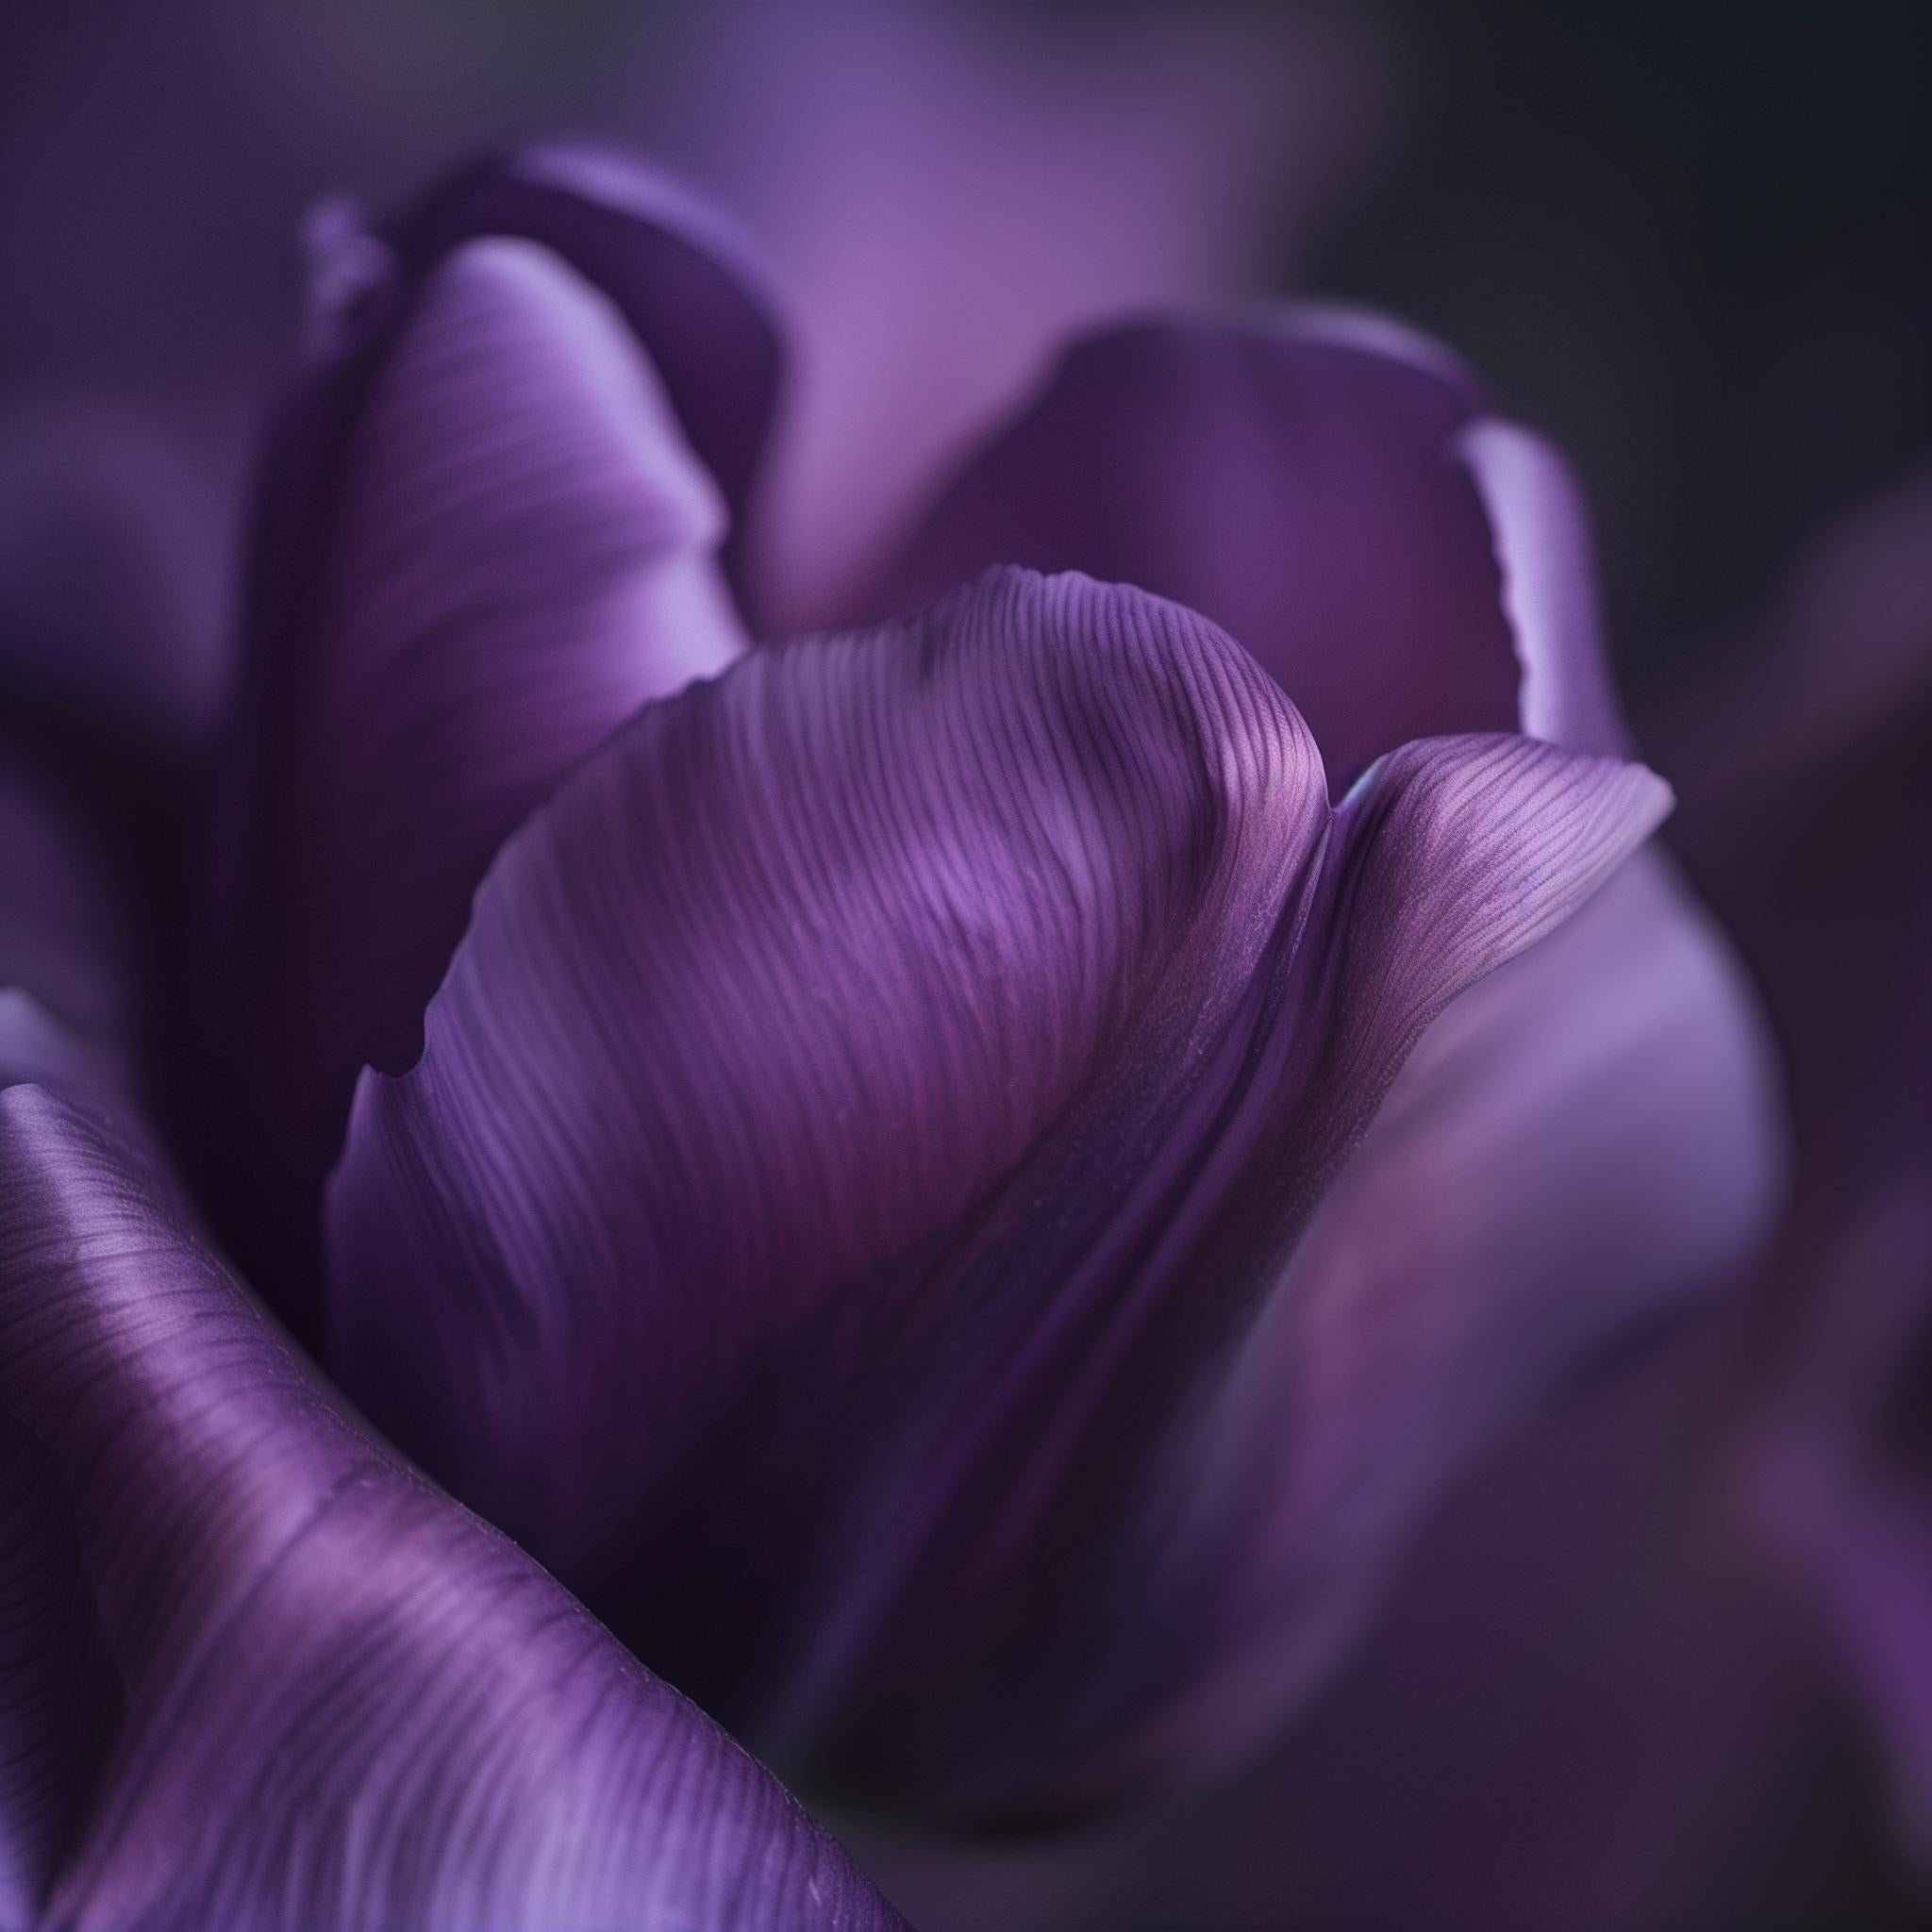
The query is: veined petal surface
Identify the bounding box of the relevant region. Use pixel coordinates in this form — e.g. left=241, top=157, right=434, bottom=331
left=328, top=567, right=1669, bottom=1816
left=203, top=156, right=774, bottom=1338
left=0, top=1083, right=906, bottom=1932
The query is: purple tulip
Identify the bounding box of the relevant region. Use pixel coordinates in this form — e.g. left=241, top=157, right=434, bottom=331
left=886, top=460, right=1931, bottom=1932
left=166, top=145, right=1775, bottom=1834
left=0, top=51, right=1785, bottom=1920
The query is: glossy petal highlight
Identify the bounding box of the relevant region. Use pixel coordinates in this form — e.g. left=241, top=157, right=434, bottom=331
left=387, top=143, right=786, bottom=580
left=0, top=1084, right=906, bottom=1932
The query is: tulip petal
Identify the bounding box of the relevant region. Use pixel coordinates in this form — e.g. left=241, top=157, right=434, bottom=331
left=1458, top=418, right=1630, bottom=758
left=874, top=311, right=1522, bottom=788
left=1137, top=849, right=1782, bottom=1787
left=389, top=143, right=786, bottom=582
left=0, top=1082, right=904, bottom=1932
left=205, top=199, right=758, bottom=1339
left=326, top=567, right=1668, bottom=1815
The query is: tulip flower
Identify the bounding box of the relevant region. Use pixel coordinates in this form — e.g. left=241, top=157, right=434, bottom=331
left=0, top=30, right=1785, bottom=1911
left=164, top=149, right=1778, bottom=1831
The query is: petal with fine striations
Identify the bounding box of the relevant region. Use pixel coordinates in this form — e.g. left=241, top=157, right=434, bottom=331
left=326, top=566, right=1670, bottom=1817
left=205, top=195, right=761, bottom=1341
left=0, top=1082, right=905, bottom=1932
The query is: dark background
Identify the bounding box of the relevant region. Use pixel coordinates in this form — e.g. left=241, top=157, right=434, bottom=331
left=1298, top=0, right=1931, bottom=690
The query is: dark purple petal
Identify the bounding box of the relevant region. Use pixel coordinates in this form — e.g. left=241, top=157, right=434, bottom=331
left=0, top=399, right=228, bottom=741
left=1667, top=462, right=1932, bottom=1882
left=0, top=1081, right=905, bottom=1932
left=326, top=567, right=1669, bottom=1817
left=202, top=168, right=767, bottom=1340
left=1132, top=847, right=1782, bottom=1781
left=1756, top=1181, right=1932, bottom=1880
left=831, top=1324, right=1839, bottom=1932
left=873, top=310, right=1522, bottom=789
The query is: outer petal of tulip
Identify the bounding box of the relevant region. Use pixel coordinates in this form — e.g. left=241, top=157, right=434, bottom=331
left=0, top=1079, right=906, bottom=1932
left=1129, top=848, right=1781, bottom=1787
left=871, top=329, right=1780, bottom=1809
left=1115, top=410, right=1775, bottom=1791
left=201, top=155, right=774, bottom=1339
left=829, top=1319, right=1847, bottom=1932
left=874, top=310, right=1523, bottom=790
left=326, top=566, right=1669, bottom=1818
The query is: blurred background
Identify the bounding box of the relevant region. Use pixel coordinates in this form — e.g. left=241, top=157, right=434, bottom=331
left=3, top=2, right=1927, bottom=1925
left=4, top=0, right=1926, bottom=716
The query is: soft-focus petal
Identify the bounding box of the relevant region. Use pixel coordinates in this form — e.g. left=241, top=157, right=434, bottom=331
left=327, top=566, right=1668, bottom=1816
left=1757, top=1180, right=1932, bottom=1878
left=0, top=1081, right=905, bottom=1932
left=0, top=399, right=223, bottom=1107
left=833, top=1318, right=1853, bottom=1932
left=874, top=311, right=1522, bottom=790
left=1668, top=462, right=1932, bottom=1883
left=1459, top=417, right=1631, bottom=757
left=0, top=769, right=128, bottom=1070
left=1668, top=460, right=1932, bottom=1212
left=1134, top=847, right=1782, bottom=1787
left=642, top=0, right=1381, bottom=630
left=201, top=168, right=767, bottom=1339
left=0, top=399, right=228, bottom=740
